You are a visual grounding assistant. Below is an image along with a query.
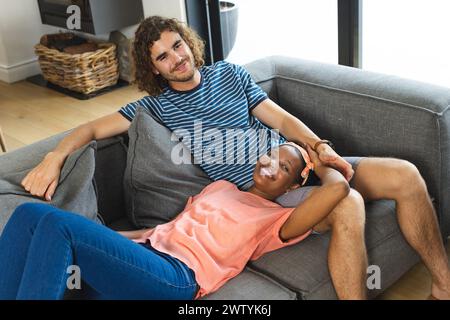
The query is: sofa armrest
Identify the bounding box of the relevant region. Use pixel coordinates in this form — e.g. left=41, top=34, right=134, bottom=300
left=245, top=56, right=450, bottom=239
left=0, top=132, right=68, bottom=175
left=0, top=132, right=129, bottom=227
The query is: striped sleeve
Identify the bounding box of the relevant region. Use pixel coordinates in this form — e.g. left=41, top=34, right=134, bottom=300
left=118, top=96, right=163, bottom=122
left=233, top=64, right=268, bottom=111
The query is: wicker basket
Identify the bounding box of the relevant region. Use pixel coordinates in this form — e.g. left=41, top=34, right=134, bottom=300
left=35, top=35, right=119, bottom=94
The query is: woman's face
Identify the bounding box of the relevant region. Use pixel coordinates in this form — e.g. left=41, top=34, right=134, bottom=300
left=252, top=145, right=305, bottom=198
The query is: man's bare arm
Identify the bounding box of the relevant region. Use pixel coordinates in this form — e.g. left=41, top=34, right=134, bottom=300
left=21, top=112, right=131, bottom=200
left=252, top=98, right=321, bottom=148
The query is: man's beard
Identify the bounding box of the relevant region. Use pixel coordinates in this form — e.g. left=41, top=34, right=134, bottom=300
left=164, top=58, right=196, bottom=83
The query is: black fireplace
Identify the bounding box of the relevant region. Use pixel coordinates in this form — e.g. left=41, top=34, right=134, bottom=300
left=37, top=0, right=144, bottom=35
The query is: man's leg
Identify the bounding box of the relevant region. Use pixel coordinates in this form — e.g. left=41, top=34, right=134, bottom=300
left=351, top=158, right=450, bottom=299
left=312, top=189, right=368, bottom=300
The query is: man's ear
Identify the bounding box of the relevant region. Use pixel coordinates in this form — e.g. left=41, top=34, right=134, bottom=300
left=148, top=53, right=159, bottom=74
left=151, top=65, right=160, bottom=75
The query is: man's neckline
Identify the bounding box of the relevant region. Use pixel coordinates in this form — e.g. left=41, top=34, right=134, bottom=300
left=167, top=70, right=204, bottom=94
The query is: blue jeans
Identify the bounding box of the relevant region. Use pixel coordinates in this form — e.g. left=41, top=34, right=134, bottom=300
left=0, top=203, right=198, bottom=300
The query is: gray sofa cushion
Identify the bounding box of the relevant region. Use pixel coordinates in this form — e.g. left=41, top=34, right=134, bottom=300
left=202, top=268, right=297, bottom=300
left=0, top=141, right=98, bottom=234
left=124, top=107, right=212, bottom=228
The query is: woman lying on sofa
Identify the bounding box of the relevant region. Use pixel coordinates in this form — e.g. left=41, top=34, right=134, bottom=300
left=0, top=142, right=349, bottom=300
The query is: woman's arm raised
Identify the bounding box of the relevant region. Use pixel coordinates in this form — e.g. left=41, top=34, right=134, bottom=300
left=279, top=146, right=350, bottom=241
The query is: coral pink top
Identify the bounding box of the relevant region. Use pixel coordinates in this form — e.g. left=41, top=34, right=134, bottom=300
left=134, top=180, right=311, bottom=299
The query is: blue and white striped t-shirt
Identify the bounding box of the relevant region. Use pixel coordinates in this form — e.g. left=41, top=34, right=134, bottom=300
left=119, top=60, right=285, bottom=188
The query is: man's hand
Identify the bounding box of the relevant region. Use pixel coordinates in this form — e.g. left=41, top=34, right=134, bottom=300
left=315, top=144, right=354, bottom=181
left=20, top=112, right=131, bottom=202
left=21, top=151, right=66, bottom=201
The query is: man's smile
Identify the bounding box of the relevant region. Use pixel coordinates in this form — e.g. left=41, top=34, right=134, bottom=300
left=174, top=60, right=188, bottom=73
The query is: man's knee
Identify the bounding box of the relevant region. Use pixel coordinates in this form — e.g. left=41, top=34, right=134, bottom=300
left=330, top=189, right=366, bottom=231
left=315, top=189, right=365, bottom=233
left=388, top=159, right=427, bottom=198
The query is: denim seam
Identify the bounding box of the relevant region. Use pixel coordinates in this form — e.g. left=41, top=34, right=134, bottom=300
left=55, top=244, right=72, bottom=298
left=74, top=241, right=197, bottom=290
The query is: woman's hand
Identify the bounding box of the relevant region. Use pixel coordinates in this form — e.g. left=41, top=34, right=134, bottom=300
left=117, top=229, right=149, bottom=240
left=20, top=151, right=66, bottom=201
left=306, top=144, right=323, bottom=171
left=314, top=144, right=354, bottom=181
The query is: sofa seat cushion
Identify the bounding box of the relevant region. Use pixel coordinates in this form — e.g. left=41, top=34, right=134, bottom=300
left=202, top=268, right=297, bottom=300
left=248, top=199, right=419, bottom=299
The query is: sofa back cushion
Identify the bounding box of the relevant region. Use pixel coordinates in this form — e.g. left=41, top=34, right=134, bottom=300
left=123, top=107, right=212, bottom=228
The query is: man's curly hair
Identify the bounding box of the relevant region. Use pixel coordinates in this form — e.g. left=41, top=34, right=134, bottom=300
left=133, top=16, right=205, bottom=96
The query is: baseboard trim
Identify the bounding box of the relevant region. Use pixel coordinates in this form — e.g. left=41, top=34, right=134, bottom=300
left=0, top=59, right=41, bottom=83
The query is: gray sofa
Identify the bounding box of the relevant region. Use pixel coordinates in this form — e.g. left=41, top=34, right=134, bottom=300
left=1, top=55, right=450, bottom=300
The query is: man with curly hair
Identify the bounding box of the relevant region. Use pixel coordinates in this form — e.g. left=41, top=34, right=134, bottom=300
left=20, top=16, right=450, bottom=299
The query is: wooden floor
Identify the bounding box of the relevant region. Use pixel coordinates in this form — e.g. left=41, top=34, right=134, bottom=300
left=0, top=80, right=146, bottom=151
left=0, top=79, right=449, bottom=300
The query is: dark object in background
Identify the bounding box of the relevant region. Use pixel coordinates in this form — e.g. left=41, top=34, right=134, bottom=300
left=40, top=33, right=99, bottom=54
left=63, top=43, right=98, bottom=54
left=109, top=31, right=135, bottom=83
left=37, top=0, right=144, bottom=35
left=220, top=1, right=239, bottom=59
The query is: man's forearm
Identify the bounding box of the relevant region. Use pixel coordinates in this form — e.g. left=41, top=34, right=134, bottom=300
left=280, top=113, right=322, bottom=148
left=251, top=99, right=322, bottom=147
left=51, top=124, right=96, bottom=164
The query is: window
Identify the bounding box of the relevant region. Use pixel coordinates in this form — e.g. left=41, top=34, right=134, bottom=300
left=363, top=0, right=450, bottom=88
left=224, top=0, right=338, bottom=65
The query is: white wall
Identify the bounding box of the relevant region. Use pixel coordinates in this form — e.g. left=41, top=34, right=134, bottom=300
left=0, top=0, right=186, bottom=83
left=143, top=0, right=186, bottom=21
left=0, top=34, right=8, bottom=67
left=0, top=0, right=59, bottom=83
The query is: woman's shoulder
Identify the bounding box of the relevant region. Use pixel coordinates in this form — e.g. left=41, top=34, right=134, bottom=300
left=205, top=180, right=237, bottom=192
left=203, top=180, right=236, bottom=194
